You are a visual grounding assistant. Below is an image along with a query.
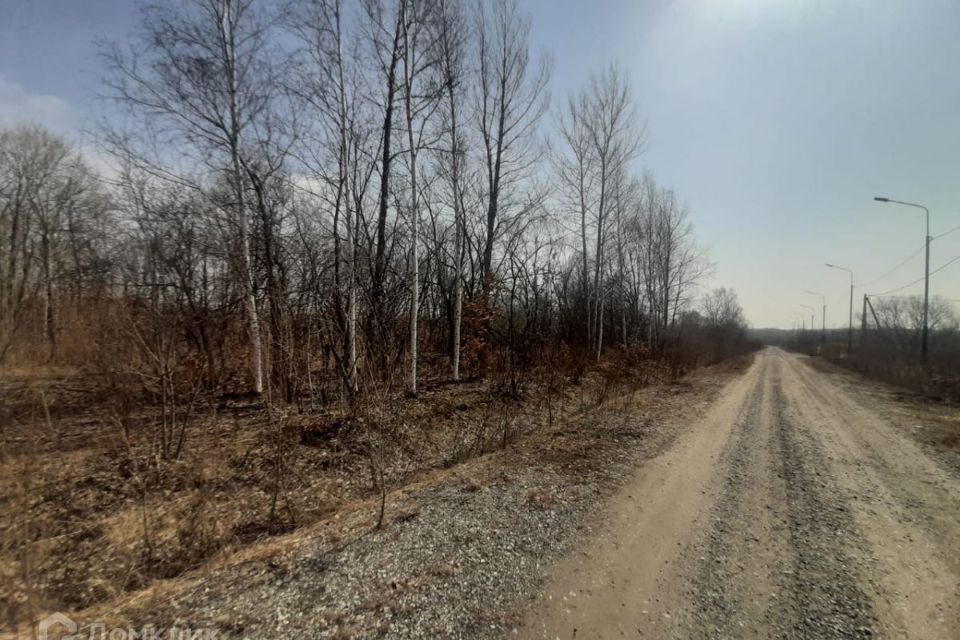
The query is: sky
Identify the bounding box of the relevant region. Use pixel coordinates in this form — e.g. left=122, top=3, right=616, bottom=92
left=1, top=0, right=959, bottom=328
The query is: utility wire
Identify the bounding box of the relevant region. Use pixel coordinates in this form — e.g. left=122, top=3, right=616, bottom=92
left=871, top=252, right=960, bottom=296
left=873, top=275, right=926, bottom=297
left=933, top=222, right=960, bottom=241
left=930, top=253, right=960, bottom=277
left=860, top=244, right=924, bottom=288
left=858, top=224, right=960, bottom=292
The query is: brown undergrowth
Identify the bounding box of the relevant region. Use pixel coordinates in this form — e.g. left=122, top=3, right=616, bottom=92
left=0, top=351, right=710, bottom=633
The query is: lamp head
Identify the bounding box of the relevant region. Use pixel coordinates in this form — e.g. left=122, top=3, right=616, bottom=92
left=874, top=196, right=890, bottom=202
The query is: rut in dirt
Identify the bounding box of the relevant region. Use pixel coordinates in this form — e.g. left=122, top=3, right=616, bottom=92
left=690, top=354, right=876, bottom=639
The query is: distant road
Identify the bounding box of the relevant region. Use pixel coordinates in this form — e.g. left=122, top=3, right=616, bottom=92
left=521, top=347, right=960, bottom=639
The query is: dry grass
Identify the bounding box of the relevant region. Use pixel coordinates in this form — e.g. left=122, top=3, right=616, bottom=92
left=0, top=355, right=677, bottom=633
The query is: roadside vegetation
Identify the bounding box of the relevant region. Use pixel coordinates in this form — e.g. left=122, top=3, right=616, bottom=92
left=0, top=0, right=756, bottom=631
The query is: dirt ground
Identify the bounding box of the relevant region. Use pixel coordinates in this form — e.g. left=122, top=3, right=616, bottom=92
left=520, top=347, right=960, bottom=639
left=5, top=348, right=958, bottom=639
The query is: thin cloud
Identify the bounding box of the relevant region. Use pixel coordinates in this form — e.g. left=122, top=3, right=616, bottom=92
left=0, top=74, right=71, bottom=129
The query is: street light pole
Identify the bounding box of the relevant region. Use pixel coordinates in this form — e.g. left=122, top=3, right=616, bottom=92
left=800, top=304, right=814, bottom=337
left=806, top=290, right=826, bottom=354
left=825, top=263, right=854, bottom=355
left=873, top=197, right=930, bottom=364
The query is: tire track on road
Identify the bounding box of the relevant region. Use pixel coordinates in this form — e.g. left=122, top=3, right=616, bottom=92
left=688, top=356, right=795, bottom=639
left=771, top=359, right=877, bottom=639
left=780, top=354, right=960, bottom=638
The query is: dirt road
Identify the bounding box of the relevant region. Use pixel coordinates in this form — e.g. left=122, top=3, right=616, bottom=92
left=520, top=348, right=960, bottom=639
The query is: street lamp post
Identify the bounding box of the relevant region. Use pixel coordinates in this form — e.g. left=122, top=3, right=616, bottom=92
left=873, top=197, right=931, bottom=364
left=806, top=290, right=826, bottom=353
left=825, top=263, right=854, bottom=355
left=800, top=304, right=814, bottom=337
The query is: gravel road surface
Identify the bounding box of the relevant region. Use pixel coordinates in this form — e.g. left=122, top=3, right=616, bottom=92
left=520, top=347, right=960, bottom=639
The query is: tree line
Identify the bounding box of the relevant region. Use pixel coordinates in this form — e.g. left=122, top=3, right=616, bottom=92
left=0, top=0, right=751, bottom=403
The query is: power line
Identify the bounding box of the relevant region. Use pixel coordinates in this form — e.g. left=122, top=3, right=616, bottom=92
left=860, top=244, right=924, bottom=288
left=871, top=252, right=960, bottom=296
left=857, top=223, right=960, bottom=292
left=871, top=294, right=960, bottom=304
left=872, top=274, right=925, bottom=296
left=933, top=222, right=960, bottom=241
left=930, top=253, right=960, bottom=277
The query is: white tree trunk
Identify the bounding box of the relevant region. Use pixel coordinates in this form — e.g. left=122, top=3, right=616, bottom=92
left=596, top=296, right=604, bottom=360
left=452, top=216, right=463, bottom=381
left=348, top=260, right=357, bottom=390
left=240, top=221, right=264, bottom=395
left=403, top=0, right=419, bottom=396
left=447, top=57, right=464, bottom=382
left=336, top=1, right=358, bottom=394
left=223, top=0, right=262, bottom=395
left=410, top=202, right=419, bottom=395
left=344, top=189, right=358, bottom=392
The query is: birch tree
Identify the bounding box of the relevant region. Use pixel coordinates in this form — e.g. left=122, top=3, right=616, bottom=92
left=556, top=94, right=597, bottom=345
left=399, top=0, right=443, bottom=395
left=583, top=67, right=644, bottom=358
left=103, top=0, right=283, bottom=394
left=362, top=0, right=407, bottom=333
left=435, top=0, right=468, bottom=380
left=288, top=0, right=368, bottom=394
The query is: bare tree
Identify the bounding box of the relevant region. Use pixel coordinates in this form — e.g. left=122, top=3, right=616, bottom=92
left=872, top=295, right=958, bottom=336
left=558, top=66, right=645, bottom=359
left=288, top=0, right=370, bottom=395
left=702, top=287, right=746, bottom=330
left=102, top=0, right=284, bottom=395
left=639, top=179, right=709, bottom=350
left=362, top=0, right=407, bottom=326
left=436, top=0, right=468, bottom=381
left=555, top=92, right=597, bottom=345
left=0, top=127, right=105, bottom=362
left=474, top=0, right=549, bottom=298
left=399, top=0, right=444, bottom=395
left=1, top=0, right=738, bottom=418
